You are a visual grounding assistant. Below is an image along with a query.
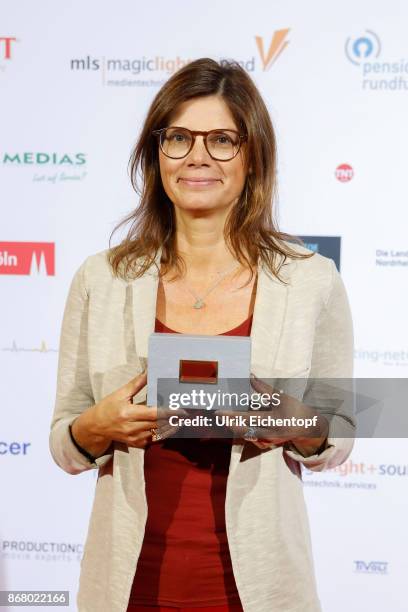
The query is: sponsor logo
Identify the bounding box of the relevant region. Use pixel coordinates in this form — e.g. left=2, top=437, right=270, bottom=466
left=303, top=459, right=408, bottom=491
left=335, top=163, right=354, bottom=182
left=1, top=152, right=88, bottom=182
left=0, top=441, right=31, bottom=455
left=328, top=460, right=408, bottom=478
left=302, top=459, right=408, bottom=492
left=354, top=348, right=408, bottom=368
left=2, top=152, right=86, bottom=165
left=298, top=235, right=341, bottom=271
left=1, top=340, right=57, bottom=353
left=69, top=30, right=290, bottom=87
left=0, top=36, right=19, bottom=73
left=255, top=29, right=290, bottom=70
left=0, top=242, right=55, bottom=276
left=70, top=54, right=192, bottom=87
left=376, top=248, right=408, bottom=267
left=0, top=540, right=83, bottom=563
left=345, top=30, right=381, bottom=65
left=354, top=560, right=388, bottom=574
left=0, top=36, right=17, bottom=59
left=345, top=30, right=408, bottom=91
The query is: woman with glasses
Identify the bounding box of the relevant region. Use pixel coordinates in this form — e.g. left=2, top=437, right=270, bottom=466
left=50, top=58, right=354, bottom=612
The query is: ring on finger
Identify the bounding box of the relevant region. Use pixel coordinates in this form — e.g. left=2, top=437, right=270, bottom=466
left=150, top=427, right=161, bottom=441
left=243, top=426, right=258, bottom=442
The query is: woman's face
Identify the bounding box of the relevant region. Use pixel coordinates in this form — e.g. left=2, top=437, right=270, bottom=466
left=158, top=95, right=247, bottom=214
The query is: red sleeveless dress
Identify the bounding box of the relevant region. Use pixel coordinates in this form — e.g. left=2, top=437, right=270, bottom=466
left=127, top=315, right=252, bottom=612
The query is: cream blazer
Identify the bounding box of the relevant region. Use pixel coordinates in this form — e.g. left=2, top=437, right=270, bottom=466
left=49, top=243, right=355, bottom=612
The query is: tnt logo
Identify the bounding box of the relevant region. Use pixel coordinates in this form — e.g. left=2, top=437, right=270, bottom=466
left=354, top=560, right=388, bottom=574
left=335, top=163, right=354, bottom=182
left=0, top=37, right=18, bottom=60
left=0, top=242, right=55, bottom=276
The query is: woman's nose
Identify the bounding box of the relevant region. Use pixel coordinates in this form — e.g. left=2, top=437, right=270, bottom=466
left=187, top=135, right=211, bottom=164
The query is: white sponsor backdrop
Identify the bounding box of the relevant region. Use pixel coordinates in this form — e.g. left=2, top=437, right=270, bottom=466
left=1, top=1, right=407, bottom=610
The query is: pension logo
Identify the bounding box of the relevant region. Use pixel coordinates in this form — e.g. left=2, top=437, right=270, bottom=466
left=345, top=30, right=381, bottom=66
left=255, top=29, right=290, bottom=70
left=345, top=31, right=408, bottom=92
left=335, top=163, right=354, bottom=182
left=354, top=560, right=388, bottom=574
left=0, top=36, right=18, bottom=60
left=2, top=152, right=86, bottom=166
left=0, top=242, right=55, bottom=276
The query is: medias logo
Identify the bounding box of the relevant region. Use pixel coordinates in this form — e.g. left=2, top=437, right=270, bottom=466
left=345, top=30, right=381, bottom=65
left=0, top=36, right=18, bottom=60
left=345, top=30, right=408, bottom=91
left=354, top=560, right=388, bottom=575
left=2, top=152, right=86, bottom=165
left=0, top=242, right=55, bottom=276
left=335, top=163, right=354, bottom=182
left=255, top=29, right=290, bottom=70
left=1, top=152, right=87, bottom=183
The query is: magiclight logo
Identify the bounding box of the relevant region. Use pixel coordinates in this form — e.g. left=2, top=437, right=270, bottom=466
left=0, top=242, right=55, bottom=276
left=345, top=30, right=408, bottom=91
left=70, top=54, right=191, bottom=87
left=255, top=29, right=290, bottom=70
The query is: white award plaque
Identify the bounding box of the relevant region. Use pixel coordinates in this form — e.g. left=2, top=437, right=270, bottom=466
left=147, top=332, right=252, bottom=410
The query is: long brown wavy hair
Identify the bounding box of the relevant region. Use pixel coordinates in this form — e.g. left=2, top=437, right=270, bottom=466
left=107, top=57, right=312, bottom=283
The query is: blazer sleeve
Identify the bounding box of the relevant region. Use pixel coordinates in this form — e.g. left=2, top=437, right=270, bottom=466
left=284, top=258, right=356, bottom=471
left=49, top=257, right=113, bottom=475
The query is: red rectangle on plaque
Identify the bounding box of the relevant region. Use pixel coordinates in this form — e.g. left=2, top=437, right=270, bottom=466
left=179, top=359, right=218, bottom=384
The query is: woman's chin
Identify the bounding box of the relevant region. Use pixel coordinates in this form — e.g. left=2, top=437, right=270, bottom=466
left=175, top=199, right=228, bottom=213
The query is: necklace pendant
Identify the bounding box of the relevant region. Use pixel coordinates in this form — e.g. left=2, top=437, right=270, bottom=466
left=193, top=299, right=205, bottom=309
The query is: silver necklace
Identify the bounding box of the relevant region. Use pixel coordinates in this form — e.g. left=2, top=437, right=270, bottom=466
left=182, top=263, right=240, bottom=309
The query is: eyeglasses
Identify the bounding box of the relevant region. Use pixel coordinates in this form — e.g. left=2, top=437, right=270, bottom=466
left=152, top=126, right=246, bottom=161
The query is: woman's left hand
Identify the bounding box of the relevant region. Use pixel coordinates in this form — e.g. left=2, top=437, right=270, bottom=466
left=213, top=375, right=329, bottom=455
left=247, top=375, right=329, bottom=455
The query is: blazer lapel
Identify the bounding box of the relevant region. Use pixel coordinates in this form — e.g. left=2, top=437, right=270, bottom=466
left=131, top=247, right=163, bottom=368
left=229, top=259, right=289, bottom=474
left=249, top=260, right=289, bottom=378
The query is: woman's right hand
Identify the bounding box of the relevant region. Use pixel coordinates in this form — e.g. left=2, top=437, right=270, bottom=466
left=91, top=371, right=160, bottom=448
left=71, top=371, right=163, bottom=457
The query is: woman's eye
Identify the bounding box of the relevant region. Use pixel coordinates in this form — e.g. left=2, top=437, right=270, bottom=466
left=170, top=133, right=187, bottom=142
left=212, top=133, right=233, bottom=145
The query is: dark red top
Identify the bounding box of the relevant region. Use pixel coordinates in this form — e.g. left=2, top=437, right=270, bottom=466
left=128, top=314, right=252, bottom=608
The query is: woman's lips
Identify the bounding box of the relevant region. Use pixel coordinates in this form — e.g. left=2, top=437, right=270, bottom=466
left=178, top=178, right=221, bottom=187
